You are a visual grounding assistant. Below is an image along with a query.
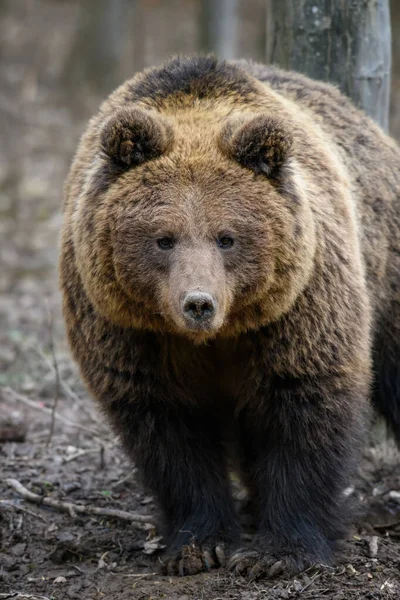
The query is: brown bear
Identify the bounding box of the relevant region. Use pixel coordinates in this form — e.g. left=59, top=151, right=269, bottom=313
left=59, top=55, right=400, bottom=579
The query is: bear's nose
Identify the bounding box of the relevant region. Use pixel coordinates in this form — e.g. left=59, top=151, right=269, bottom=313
left=182, top=292, right=215, bottom=323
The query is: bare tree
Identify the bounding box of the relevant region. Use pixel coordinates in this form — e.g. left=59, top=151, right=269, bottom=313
left=266, top=0, right=392, bottom=131
left=201, top=0, right=239, bottom=59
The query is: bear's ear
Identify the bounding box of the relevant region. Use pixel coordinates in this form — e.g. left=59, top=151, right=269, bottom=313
left=219, top=114, right=292, bottom=178
left=100, top=107, right=174, bottom=167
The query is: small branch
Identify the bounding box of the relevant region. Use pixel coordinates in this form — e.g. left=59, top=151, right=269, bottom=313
left=122, top=572, right=158, bottom=578
left=0, top=594, right=51, bottom=600
left=368, top=535, right=379, bottom=558
left=33, top=345, right=103, bottom=426
left=34, top=347, right=82, bottom=405
left=299, top=571, right=321, bottom=593
left=6, top=479, right=154, bottom=530
left=29, top=342, right=104, bottom=427
left=62, top=447, right=98, bottom=463
left=46, top=307, right=61, bottom=447
left=0, top=500, right=49, bottom=523
left=373, top=521, right=400, bottom=531
left=3, top=387, right=101, bottom=438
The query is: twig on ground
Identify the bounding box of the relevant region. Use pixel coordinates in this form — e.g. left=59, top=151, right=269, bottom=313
left=369, top=535, right=379, bottom=558
left=111, top=472, right=137, bottom=489
left=17, top=334, right=102, bottom=427
left=374, top=521, right=400, bottom=531
left=299, top=572, right=321, bottom=593
left=62, top=447, right=98, bottom=463
left=6, top=478, right=154, bottom=530
left=3, top=387, right=101, bottom=438
left=45, top=306, right=61, bottom=447
left=0, top=499, right=49, bottom=523
left=122, top=572, right=158, bottom=578
left=0, top=594, right=51, bottom=600
left=33, top=346, right=103, bottom=426
left=34, top=347, right=82, bottom=405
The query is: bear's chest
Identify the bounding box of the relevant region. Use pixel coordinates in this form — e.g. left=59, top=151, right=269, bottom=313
left=166, top=335, right=257, bottom=405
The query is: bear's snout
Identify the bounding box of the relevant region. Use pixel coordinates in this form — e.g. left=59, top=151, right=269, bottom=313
left=182, top=292, right=216, bottom=328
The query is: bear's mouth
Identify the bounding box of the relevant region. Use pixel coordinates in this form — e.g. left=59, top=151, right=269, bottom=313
left=163, top=305, right=226, bottom=342
left=176, top=326, right=222, bottom=345
left=173, top=313, right=224, bottom=336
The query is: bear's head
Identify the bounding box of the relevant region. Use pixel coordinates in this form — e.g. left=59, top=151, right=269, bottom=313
left=71, top=58, right=316, bottom=342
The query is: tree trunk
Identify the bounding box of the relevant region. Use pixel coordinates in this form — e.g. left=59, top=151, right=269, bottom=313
left=200, top=0, right=239, bottom=60
left=390, top=0, right=400, bottom=139
left=65, top=0, right=138, bottom=100
left=266, top=0, right=392, bottom=131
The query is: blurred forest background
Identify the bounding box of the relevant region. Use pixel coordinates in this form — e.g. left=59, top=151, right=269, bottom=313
left=1, top=0, right=399, bottom=304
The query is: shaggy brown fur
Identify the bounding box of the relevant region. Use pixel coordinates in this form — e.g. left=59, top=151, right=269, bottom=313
left=60, top=56, right=400, bottom=579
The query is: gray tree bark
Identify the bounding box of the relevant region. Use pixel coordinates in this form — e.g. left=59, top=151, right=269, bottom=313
left=390, top=0, right=400, bottom=139
left=266, top=0, right=392, bottom=131
left=201, top=0, right=239, bottom=59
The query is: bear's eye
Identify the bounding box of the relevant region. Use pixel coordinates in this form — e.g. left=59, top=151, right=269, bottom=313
left=157, top=237, right=175, bottom=250
left=217, top=234, right=235, bottom=249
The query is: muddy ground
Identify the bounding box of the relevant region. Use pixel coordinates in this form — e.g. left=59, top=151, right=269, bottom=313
left=0, top=284, right=400, bottom=600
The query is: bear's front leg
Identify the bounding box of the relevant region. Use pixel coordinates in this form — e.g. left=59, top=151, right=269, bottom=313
left=229, top=373, right=366, bottom=580
left=110, top=397, right=240, bottom=576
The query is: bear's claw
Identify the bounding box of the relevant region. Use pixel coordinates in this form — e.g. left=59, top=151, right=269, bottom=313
left=227, top=548, right=311, bottom=580
left=160, top=542, right=226, bottom=576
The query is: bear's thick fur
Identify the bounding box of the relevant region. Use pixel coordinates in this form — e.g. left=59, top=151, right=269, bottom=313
left=60, top=56, right=400, bottom=578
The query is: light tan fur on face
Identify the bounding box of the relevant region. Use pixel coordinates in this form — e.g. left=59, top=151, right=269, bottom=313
left=161, top=241, right=229, bottom=335
left=65, top=87, right=323, bottom=340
